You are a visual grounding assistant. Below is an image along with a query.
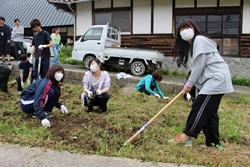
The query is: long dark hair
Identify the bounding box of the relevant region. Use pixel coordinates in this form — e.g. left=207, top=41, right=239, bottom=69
left=174, top=19, right=202, bottom=67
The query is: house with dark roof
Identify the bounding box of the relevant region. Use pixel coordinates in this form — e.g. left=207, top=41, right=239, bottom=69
left=49, top=0, right=250, bottom=77
left=0, top=0, right=74, bottom=44
left=49, top=0, right=250, bottom=57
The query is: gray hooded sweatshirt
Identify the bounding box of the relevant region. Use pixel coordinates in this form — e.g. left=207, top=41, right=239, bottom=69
left=186, top=35, right=234, bottom=95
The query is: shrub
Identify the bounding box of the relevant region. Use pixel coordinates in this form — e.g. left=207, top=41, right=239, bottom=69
left=232, top=76, right=250, bottom=87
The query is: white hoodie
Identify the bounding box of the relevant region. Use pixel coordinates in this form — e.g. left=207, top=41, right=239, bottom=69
left=186, top=35, right=234, bottom=95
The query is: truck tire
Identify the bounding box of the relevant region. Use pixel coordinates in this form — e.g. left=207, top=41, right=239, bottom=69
left=83, top=55, right=95, bottom=68
left=130, top=60, right=146, bottom=76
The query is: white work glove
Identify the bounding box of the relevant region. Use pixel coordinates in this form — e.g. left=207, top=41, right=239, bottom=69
left=38, top=45, right=46, bottom=50
left=155, top=93, right=161, bottom=98
left=60, top=105, right=69, bottom=114
left=29, top=55, right=34, bottom=64
left=163, top=96, right=170, bottom=100
left=186, top=93, right=192, bottom=101
left=21, top=81, right=24, bottom=88
left=27, top=79, right=31, bottom=85
left=96, top=89, right=102, bottom=95
left=41, top=118, right=51, bottom=128
left=87, top=91, right=93, bottom=98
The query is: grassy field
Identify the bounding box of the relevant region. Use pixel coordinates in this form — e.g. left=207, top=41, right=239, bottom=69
left=0, top=80, right=250, bottom=167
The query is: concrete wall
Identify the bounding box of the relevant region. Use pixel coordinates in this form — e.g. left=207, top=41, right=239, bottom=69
left=162, top=57, right=250, bottom=78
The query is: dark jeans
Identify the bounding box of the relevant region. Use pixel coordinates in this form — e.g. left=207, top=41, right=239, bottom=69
left=16, top=73, right=28, bottom=91
left=84, top=93, right=110, bottom=112
left=0, top=64, right=11, bottom=92
left=33, top=56, right=50, bottom=80
left=183, top=94, right=223, bottom=146
left=14, top=42, right=25, bottom=60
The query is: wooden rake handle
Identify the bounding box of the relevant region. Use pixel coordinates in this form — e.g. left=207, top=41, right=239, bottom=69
left=124, top=91, right=183, bottom=146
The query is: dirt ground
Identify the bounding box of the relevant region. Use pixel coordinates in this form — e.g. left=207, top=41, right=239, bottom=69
left=0, top=79, right=250, bottom=167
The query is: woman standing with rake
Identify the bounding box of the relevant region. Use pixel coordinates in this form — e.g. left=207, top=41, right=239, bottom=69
left=173, top=19, right=233, bottom=150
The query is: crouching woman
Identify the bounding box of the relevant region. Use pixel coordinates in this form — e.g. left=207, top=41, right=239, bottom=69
left=82, top=59, right=111, bottom=112
left=20, top=64, right=69, bottom=127
left=135, top=71, right=169, bottom=99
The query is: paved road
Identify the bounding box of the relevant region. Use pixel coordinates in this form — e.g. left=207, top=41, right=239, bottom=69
left=0, top=143, right=204, bottom=167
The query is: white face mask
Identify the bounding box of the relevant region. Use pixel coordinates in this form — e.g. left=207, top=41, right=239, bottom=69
left=180, top=28, right=195, bottom=41
left=90, top=64, right=98, bottom=73
left=54, top=72, right=64, bottom=82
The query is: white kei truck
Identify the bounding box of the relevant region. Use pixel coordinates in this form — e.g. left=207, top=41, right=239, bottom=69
left=72, top=24, right=165, bottom=76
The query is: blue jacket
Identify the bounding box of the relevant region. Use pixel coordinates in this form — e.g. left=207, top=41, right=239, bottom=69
left=20, top=79, right=61, bottom=120
left=135, top=75, right=164, bottom=97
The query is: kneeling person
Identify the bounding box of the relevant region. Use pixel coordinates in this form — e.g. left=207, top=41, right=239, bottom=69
left=135, top=71, right=169, bottom=99
left=82, top=59, right=111, bottom=112
left=20, top=65, right=69, bottom=127
left=16, top=54, right=33, bottom=91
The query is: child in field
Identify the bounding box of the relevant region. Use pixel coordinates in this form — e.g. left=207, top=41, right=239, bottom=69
left=16, top=54, right=33, bottom=91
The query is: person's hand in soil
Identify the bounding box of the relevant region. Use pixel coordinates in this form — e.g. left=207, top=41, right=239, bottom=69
left=41, top=118, right=50, bottom=128
left=163, top=96, right=170, bottom=100
left=60, top=105, right=69, bottom=114
left=155, top=93, right=161, bottom=98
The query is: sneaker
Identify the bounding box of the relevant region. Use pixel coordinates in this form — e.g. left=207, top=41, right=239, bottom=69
left=184, top=139, right=192, bottom=147
left=214, top=143, right=224, bottom=151
left=168, top=133, right=192, bottom=146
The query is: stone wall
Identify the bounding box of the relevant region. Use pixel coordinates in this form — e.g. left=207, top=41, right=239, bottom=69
left=161, top=57, right=250, bottom=78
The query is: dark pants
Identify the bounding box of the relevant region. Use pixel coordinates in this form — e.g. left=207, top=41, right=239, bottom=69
left=0, top=43, right=10, bottom=60
left=84, top=93, right=110, bottom=112
left=21, top=96, right=59, bottom=117
left=33, top=56, right=50, bottom=80
left=183, top=94, right=223, bottom=146
left=14, top=42, right=25, bottom=60
left=16, top=73, right=28, bottom=91
left=0, top=64, right=11, bottom=92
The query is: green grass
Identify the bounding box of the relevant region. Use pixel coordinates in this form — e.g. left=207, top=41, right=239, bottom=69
left=60, top=46, right=83, bottom=65
left=232, top=76, right=250, bottom=87
left=160, top=69, right=186, bottom=79
left=0, top=81, right=250, bottom=167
